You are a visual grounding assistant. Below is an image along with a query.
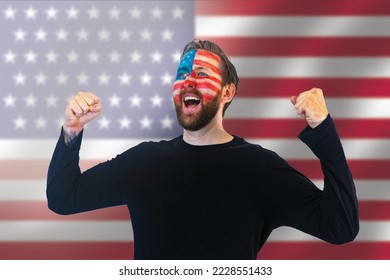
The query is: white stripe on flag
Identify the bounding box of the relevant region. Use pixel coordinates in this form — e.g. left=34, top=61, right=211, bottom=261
left=0, top=180, right=46, bottom=201
left=0, top=221, right=132, bottom=241
left=0, top=139, right=153, bottom=160
left=1, top=139, right=389, bottom=160
left=311, top=180, right=390, bottom=201
left=249, top=139, right=390, bottom=160
left=269, top=221, right=390, bottom=242
left=196, top=16, right=390, bottom=37
left=1, top=179, right=389, bottom=201
left=226, top=98, right=390, bottom=119
left=231, top=57, right=390, bottom=77
left=0, top=221, right=387, bottom=242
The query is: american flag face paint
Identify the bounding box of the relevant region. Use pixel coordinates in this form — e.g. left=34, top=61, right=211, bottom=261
left=173, top=49, right=223, bottom=106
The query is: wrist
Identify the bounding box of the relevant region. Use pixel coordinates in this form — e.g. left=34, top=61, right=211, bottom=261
left=63, top=125, right=83, bottom=146
left=308, top=113, right=328, bottom=129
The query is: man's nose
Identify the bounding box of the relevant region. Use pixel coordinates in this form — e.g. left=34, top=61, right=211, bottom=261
left=183, top=74, right=196, bottom=90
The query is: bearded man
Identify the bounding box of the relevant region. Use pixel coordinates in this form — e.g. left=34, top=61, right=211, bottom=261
left=47, top=39, right=359, bottom=260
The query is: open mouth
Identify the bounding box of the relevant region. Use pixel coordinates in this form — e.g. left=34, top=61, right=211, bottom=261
left=183, top=95, right=201, bottom=109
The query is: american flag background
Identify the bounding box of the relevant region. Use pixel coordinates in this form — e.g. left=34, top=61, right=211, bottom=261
left=1, top=0, right=390, bottom=260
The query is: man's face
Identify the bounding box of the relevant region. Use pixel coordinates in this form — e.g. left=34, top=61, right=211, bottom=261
left=173, top=49, right=223, bottom=131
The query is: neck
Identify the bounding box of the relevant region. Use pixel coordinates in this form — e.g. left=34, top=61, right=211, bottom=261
left=182, top=117, right=233, bottom=146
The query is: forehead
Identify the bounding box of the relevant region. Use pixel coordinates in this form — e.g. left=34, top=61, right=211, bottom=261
left=178, top=49, right=221, bottom=70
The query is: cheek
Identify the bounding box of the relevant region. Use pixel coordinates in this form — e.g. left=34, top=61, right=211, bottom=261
left=196, top=81, right=222, bottom=103
left=173, top=94, right=181, bottom=105
left=172, top=81, right=183, bottom=104
left=200, top=94, right=215, bottom=103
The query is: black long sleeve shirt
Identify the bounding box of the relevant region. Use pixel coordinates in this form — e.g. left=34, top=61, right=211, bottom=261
left=47, top=115, right=359, bottom=259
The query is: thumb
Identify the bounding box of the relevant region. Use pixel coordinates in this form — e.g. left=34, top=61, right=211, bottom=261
left=290, top=96, right=298, bottom=105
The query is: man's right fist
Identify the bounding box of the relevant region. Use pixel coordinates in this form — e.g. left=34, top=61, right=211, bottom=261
left=64, top=91, right=102, bottom=135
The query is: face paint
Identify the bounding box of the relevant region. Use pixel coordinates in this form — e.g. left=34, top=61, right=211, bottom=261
left=175, top=49, right=197, bottom=81
left=173, top=49, right=223, bottom=105
left=173, top=49, right=224, bottom=131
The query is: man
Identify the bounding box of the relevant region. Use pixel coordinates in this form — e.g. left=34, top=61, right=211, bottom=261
left=47, top=39, right=359, bottom=260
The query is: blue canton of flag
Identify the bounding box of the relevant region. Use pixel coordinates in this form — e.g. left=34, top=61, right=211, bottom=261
left=0, top=1, right=194, bottom=139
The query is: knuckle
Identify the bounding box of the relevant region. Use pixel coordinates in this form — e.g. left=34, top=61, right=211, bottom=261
left=311, top=87, right=323, bottom=95
left=77, top=91, right=85, bottom=97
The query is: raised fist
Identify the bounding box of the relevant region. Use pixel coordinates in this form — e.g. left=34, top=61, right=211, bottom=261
left=290, top=88, right=329, bottom=128
left=64, top=91, right=102, bottom=134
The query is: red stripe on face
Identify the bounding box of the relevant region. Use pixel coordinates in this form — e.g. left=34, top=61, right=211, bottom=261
left=194, top=81, right=221, bottom=95
left=197, top=49, right=221, bottom=62
left=193, top=59, right=221, bottom=76
left=172, top=49, right=223, bottom=104
left=173, top=81, right=184, bottom=91
left=174, top=94, right=181, bottom=105
left=201, top=94, right=215, bottom=103
left=173, top=80, right=220, bottom=98
left=200, top=73, right=223, bottom=86
left=173, top=79, right=221, bottom=104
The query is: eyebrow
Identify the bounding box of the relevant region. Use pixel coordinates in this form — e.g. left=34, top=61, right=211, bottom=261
left=194, top=66, right=208, bottom=71
left=193, top=59, right=221, bottom=76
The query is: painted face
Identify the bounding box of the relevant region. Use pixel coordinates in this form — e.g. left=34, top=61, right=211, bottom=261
left=173, top=49, right=223, bottom=106
left=172, top=49, right=224, bottom=131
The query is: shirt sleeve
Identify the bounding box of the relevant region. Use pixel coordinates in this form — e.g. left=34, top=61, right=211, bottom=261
left=46, top=128, right=127, bottom=215
left=265, top=115, right=359, bottom=244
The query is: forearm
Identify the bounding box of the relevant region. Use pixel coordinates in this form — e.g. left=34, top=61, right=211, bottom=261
left=46, top=128, right=84, bottom=214
left=47, top=128, right=126, bottom=214
left=299, top=115, right=359, bottom=243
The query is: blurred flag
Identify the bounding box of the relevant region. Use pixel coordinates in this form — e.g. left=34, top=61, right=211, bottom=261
left=202, top=0, right=390, bottom=260
left=1, top=0, right=390, bottom=259
left=0, top=0, right=191, bottom=259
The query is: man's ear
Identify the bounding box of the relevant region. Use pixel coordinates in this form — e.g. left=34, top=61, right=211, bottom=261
left=221, top=83, right=236, bottom=104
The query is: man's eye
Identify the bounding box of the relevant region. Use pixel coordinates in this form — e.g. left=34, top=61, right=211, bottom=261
left=198, top=72, right=208, bottom=77
left=178, top=72, right=189, bottom=79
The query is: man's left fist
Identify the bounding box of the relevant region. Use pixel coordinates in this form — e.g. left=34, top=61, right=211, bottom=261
left=290, top=88, right=329, bottom=128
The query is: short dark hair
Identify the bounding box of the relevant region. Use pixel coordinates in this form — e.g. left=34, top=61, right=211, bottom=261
left=180, top=39, right=239, bottom=115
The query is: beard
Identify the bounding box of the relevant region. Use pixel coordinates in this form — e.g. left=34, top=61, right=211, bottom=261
left=174, top=92, right=221, bottom=131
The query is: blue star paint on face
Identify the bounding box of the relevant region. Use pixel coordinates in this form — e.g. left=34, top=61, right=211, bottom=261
left=175, top=49, right=197, bottom=81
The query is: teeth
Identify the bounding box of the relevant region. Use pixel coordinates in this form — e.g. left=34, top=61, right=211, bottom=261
left=184, top=96, right=200, bottom=101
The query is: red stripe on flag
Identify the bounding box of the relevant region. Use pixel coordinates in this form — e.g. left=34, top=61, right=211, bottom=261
left=259, top=242, right=390, bottom=260
left=0, top=159, right=102, bottom=179
left=0, top=200, right=385, bottom=221
left=0, top=242, right=133, bottom=260
left=1, top=160, right=389, bottom=180
left=200, top=37, right=390, bottom=57
left=3, top=241, right=390, bottom=260
left=0, top=202, right=129, bottom=221
left=0, top=160, right=48, bottom=179
left=196, top=0, right=390, bottom=15
left=288, top=160, right=390, bottom=180
left=359, top=201, right=390, bottom=220
left=237, top=78, right=390, bottom=98
left=225, top=119, right=390, bottom=139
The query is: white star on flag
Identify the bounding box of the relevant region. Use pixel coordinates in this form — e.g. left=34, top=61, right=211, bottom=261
left=45, top=6, right=58, bottom=19
left=56, top=28, right=68, bottom=42
left=3, top=93, right=16, bottom=107
left=0, top=1, right=192, bottom=260
left=87, top=6, right=100, bottom=19
left=24, top=6, right=37, bottom=20
left=14, top=28, right=27, bottom=41
left=3, top=5, right=17, bottom=19
left=66, top=6, right=79, bottom=19
left=2, top=0, right=390, bottom=262
left=4, top=50, right=17, bottom=63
